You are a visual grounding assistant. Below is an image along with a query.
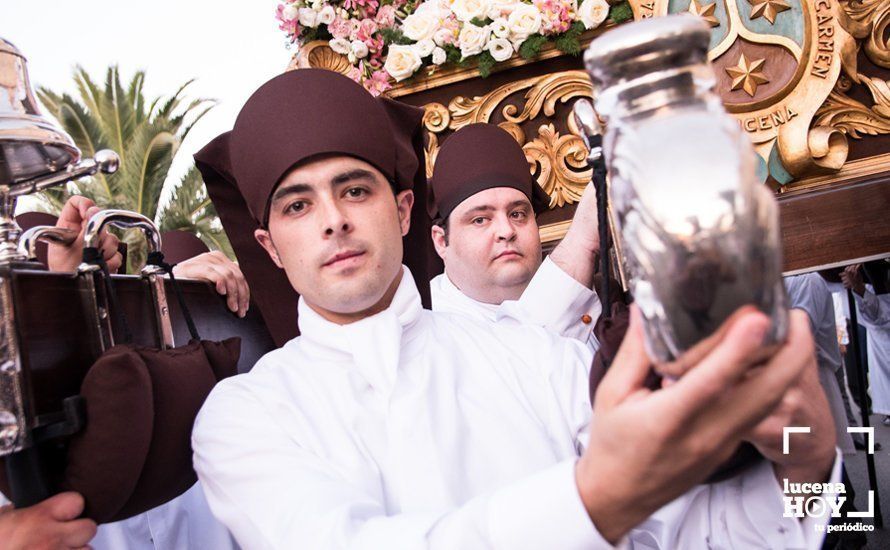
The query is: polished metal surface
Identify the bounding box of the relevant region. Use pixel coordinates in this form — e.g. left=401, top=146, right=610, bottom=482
left=82, top=210, right=161, bottom=254
left=583, top=14, right=788, bottom=363
left=0, top=37, right=79, bottom=188
left=0, top=272, right=27, bottom=456
left=17, top=225, right=77, bottom=261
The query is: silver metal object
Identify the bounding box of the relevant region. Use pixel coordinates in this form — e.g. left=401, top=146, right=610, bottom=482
left=79, top=210, right=174, bottom=349
left=17, top=225, right=77, bottom=261
left=582, top=14, right=787, bottom=363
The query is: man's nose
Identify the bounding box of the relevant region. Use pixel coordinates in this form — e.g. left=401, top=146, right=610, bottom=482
left=494, top=214, right=517, bottom=242
left=320, top=200, right=351, bottom=237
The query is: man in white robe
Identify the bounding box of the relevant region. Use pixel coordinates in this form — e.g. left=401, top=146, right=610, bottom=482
left=191, top=69, right=840, bottom=550
left=427, top=124, right=603, bottom=352
left=843, top=263, right=890, bottom=425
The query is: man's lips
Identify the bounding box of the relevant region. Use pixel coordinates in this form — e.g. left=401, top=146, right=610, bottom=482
left=323, top=250, right=365, bottom=267
left=494, top=250, right=522, bottom=260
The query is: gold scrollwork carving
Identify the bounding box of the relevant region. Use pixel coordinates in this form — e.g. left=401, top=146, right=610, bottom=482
left=839, top=0, right=890, bottom=71
left=428, top=70, right=594, bottom=207
left=814, top=75, right=890, bottom=139
left=523, top=124, right=591, bottom=209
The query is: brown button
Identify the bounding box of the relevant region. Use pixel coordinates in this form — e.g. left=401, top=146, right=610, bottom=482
left=581, top=314, right=592, bottom=324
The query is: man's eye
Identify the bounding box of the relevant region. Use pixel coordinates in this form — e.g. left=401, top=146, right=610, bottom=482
left=286, top=201, right=306, bottom=213
left=472, top=217, right=487, bottom=225
left=346, top=187, right=367, bottom=199
left=511, top=210, right=528, bottom=220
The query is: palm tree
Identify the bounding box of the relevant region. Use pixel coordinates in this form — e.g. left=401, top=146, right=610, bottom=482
left=36, top=65, right=232, bottom=270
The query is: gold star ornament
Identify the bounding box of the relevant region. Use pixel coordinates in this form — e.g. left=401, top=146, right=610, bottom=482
left=688, top=0, right=720, bottom=28
left=748, top=0, right=791, bottom=25
left=725, top=53, right=770, bottom=97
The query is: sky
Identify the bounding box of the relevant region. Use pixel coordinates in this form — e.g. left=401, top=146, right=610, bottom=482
left=5, top=0, right=291, bottom=212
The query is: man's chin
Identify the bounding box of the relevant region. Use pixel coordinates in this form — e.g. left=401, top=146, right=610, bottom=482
left=491, top=264, right=535, bottom=288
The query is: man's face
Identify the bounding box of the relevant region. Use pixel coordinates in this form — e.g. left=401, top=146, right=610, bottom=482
left=255, top=156, right=413, bottom=323
left=432, top=186, right=542, bottom=304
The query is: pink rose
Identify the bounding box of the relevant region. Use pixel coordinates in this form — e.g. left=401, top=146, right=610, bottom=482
left=375, top=5, right=397, bottom=28
left=328, top=16, right=352, bottom=39
left=356, top=18, right=379, bottom=42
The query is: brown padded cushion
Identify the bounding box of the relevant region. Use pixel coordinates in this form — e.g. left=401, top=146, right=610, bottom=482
left=61, top=337, right=240, bottom=523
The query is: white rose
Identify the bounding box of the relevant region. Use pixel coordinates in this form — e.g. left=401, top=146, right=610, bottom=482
left=451, top=0, right=490, bottom=23
left=458, top=23, right=491, bottom=59
left=490, top=17, right=510, bottom=38
left=298, top=7, right=318, bottom=28
left=414, top=38, right=436, bottom=58
left=488, top=37, right=513, bottom=61
left=401, top=10, right=440, bottom=41
left=317, top=5, right=336, bottom=25
left=282, top=4, right=299, bottom=21
left=351, top=39, right=369, bottom=58
left=486, top=0, right=517, bottom=19
left=578, top=0, right=609, bottom=30
left=329, top=38, right=352, bottom=55
left=432, top=47, right=447, bottom=65
left=384, top=45, right=423, bottom=81
left=506, top=4, right=541, bottom=41
left=414, top=0, right=449, bottom=17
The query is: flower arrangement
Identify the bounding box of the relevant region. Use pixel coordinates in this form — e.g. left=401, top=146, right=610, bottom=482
left=276, top=0, right=632, bottom=95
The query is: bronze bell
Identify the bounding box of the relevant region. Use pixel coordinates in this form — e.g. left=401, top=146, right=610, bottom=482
left=0, top=37, right=80, bottom=188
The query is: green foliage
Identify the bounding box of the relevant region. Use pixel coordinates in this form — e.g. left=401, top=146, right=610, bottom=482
left=518, top=34, right=548, bottom=59
left=555, top=21, right=585, bottom=56
left=476, top=51, right=497, bottom=78
left=609, top=1, right=634, bottom=24
left=380, top=28, right=413, bottom=46
left=445, top=45, right=464, bottom=65
left=36, top=66, right=231, bottom=270
left=469, top=17, right=493, bottom=27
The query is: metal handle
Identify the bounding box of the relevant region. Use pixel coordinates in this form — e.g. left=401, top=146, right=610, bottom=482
left=17, top=225, right=78, bottom=262
left=82, top=209, right=162, bottom=255
left=8, top=150, right=120, bottom=198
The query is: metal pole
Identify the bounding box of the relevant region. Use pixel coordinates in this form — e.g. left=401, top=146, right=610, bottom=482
left=847, top=287, right=883, bottom=528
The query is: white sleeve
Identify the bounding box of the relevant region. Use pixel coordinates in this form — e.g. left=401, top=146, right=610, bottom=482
left=855, top=289, right=890, bottom=328
left=192, top=382, right=619, bottom=550
left=500, top=257, right=602, bottom=345
left=631, top=449, right=843, bottom=549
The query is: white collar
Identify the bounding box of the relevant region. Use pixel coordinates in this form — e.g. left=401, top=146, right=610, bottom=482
left=295, top=265, right=424, bottom=397
left=429, top=271, right=499, bottom=322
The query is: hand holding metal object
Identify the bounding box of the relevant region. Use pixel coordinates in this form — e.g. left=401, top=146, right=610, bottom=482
left=17, top=226, right=78, bottom=263
left=582, top=15, right=788, bottom=366
left=79, top=210, right=175, bottom=350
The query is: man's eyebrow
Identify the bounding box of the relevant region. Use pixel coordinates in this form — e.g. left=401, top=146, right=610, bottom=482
left=271, top=183, right=313, bottom=204
left=508, top=199, right=531, bottom=210
left=462, top=205, right=496, bottom=218
left=330, top=169, right=377, bottom=187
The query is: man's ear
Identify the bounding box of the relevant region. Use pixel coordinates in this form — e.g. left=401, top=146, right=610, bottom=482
left=430, top=224, right=447, bottom=260
left=395, top=189, right=414, bottom=237
left=254, top=228, right=284, bottom=268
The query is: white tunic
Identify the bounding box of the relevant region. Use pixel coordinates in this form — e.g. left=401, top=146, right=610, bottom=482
left=854, top=288, right=890, bottom=416
left=430, top=257, right=602, bottom=353
left=193, top=266, right=835, bottom=550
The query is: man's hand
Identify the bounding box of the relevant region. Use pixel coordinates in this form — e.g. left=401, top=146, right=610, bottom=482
left=841, top=264, right=866, bottom=297
left=576, top=306, right=814, bottom=543
left=744, top=314, right=837, bottom=487
left=0, top=492, right=97, bottom=550
left=172, top=251, right=250, bottom=317
left=46, top=196, right=121, bottom=273
left=547, top=183, right=600, bottom=288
